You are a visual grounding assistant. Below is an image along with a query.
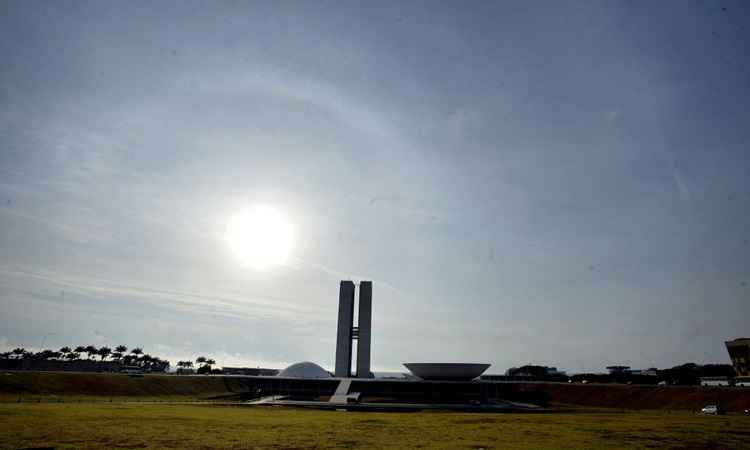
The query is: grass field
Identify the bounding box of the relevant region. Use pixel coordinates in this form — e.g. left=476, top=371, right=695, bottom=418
left=1, top=403, right=749, bottom=449
left=0, top=372, right=245, bottom=402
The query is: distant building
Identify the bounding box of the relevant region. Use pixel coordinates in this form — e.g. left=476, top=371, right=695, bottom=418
left=606, top=365, right=631, bottom=375
left=222, top=367, right=279, bottom=376
left=700, top=376, right=731, bottom=387
left=334, top=280, right=373, bottom=378
left=725, top=338, right=750, bottom=377
left=277, top=362, right=331, bottom=379
left=606, top=366, right=654, bottom=376
left=502, top=365, right=567, bottom=379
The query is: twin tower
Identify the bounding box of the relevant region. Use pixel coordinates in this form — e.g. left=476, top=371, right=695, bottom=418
left=334, top=280, right=373, bottom=378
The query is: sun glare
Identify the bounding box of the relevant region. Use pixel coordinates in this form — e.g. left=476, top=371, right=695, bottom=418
left=225, top=205, right=293, bottom=270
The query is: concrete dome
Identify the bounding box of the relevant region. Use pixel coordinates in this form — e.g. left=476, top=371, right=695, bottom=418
left=278, top=361, right=332, bottom=378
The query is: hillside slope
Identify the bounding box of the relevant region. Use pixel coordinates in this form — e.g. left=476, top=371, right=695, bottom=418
left=516, top=382, right=750, bottom=411
left=0, top=371, right=245, bottom=400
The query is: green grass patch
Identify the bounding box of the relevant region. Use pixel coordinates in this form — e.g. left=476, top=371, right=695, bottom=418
left=0, top=404, right=748, bottom=449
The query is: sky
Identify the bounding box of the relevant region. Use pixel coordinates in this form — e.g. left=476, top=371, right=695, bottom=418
left=1, top=1, right=749, bottom=374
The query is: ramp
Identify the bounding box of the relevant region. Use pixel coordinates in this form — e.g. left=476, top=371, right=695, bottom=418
left=329, top=378, right=355, bottom=403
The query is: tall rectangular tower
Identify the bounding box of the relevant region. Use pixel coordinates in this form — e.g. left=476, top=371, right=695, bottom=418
left=334, top=281, right=355, bottom=377
left=356, top=281, right=373, bottom=378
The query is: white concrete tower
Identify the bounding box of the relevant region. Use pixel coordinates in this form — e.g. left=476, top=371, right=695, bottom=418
left=356, top=281, right=373, bottom=378
left=334, top=281, right=355, bottom=377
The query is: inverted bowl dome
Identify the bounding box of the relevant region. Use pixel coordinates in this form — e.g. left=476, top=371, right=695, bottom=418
left=403, top=363, right=490, bottom=381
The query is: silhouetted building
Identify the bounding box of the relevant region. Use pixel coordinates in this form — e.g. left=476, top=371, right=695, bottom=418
left=334, top=280, right=373, bottom=378
left=222, top=367, right=279, bottom=376
left=606, top=365, right=631, bottom=375
left=725, top=338, right=750, bottom=376
left=335, top=281, right=355, bottom=377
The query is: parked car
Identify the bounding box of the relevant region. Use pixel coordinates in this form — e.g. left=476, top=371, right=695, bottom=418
left=701, top=405, right=725, bottom=415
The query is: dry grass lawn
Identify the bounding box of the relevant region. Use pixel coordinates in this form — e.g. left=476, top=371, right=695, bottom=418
left=1, top=403, right=749, bottom=449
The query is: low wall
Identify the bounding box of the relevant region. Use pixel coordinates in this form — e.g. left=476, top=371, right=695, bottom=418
left=515, top=382, right=750, bottom=412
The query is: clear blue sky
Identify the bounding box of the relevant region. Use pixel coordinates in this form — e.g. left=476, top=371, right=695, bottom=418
left=1, top=1, right=748, bottom=373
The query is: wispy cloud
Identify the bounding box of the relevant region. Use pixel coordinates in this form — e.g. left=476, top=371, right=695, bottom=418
left=0, top=266, right=327, bottom=320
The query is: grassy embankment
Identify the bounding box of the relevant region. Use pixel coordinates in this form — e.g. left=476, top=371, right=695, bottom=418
left=4, top=371, right=750, bottom=411
left=1, top=403, right=749, bottom=449
left=0, top=371, right=245, bottom=402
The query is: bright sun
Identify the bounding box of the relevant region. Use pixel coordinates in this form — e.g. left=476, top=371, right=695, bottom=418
left=225, top=205, right=293, bottom=270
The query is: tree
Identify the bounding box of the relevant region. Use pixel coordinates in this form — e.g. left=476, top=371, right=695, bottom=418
left=65, top=352, right=80, bottom=361
left=84, top=346, right=98, bottom=360
left=59, top=346, right=72, bottom=355
left=177, top=361, right=194, bottom=372
left=115, top=345, right=127, bottom=354
left=196, top=357, right=216, bottom=375
left=140, top=354, right=153, bottom=370
left=97, top=347, right=112, bottom=361
left=33, top=350, right=57, bottom=360
left=11, top=348, right=25, bottom=359
left=146, top=356, right=169, bottom=373
left=130, top=348, right=143, bottom=357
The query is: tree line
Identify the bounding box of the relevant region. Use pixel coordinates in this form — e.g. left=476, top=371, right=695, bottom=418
left=0, top=345, right=169, bottom=372
left=176, top=356, right=217, bottom=374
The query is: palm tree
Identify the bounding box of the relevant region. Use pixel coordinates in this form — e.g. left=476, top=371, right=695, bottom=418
left=130, top=348, right=143, bottom=357
left=178, top=360, right=194, bottom=372
left=115, top=345, right=127, bottom=355
left=33, top=350, right=55, bottom=360
left=97, top=347, right=112, bottom=361
left=153, top=357, right=168, bottom=372
left=84, top=346, right=98, bottom=360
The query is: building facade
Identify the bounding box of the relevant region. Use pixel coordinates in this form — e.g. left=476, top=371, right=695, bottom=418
left=334, top=280, right=373, bottom=378
left=725, top=338, right=750, bottom=377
